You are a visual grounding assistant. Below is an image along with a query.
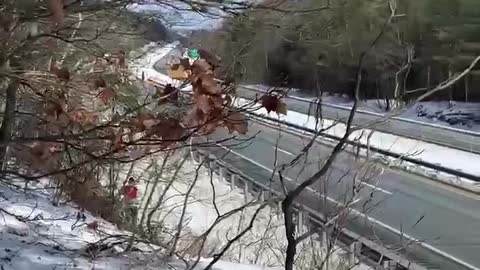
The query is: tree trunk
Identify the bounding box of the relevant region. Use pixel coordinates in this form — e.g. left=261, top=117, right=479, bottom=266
left=0, top=80, right=18, bottom=168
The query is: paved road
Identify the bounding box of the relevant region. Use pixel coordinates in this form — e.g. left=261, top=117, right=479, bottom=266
left=204, top=121, right=480, bottom=270
left=236, top=86, right=480, bottom=154
left=151, top=45, right=480, bottom=268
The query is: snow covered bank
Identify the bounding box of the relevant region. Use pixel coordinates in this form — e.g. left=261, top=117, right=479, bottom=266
left=246, top=84, right=480, bottom=134
left=0, top=179, right=164, bottom=270
left=129, top=42, right=480, bottom=192
left=113, top=154, right=368, bottom=270
left=233, top=98, right=480, bottom=192
left=0, top=153, right=367, bottom=270
left=128, top=1, right=259, bottom=36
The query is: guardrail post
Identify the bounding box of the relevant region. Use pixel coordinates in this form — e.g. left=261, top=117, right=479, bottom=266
left=349, top=242, right=362, bottom=265
left=243, top=179, right=249, bottom=203
left=197, top=152, right=204, bottom=164
left=230, top=174, right=236, bottom=190
left=218, top=166, right=225, bottom=182
left=208, top=160, right=215, bottom=176
left=296, top=211, right=304, bottom=235
left=383, top=260, right=396, bottom=270
left=321, top=231, right=328, bottom=248
left=258, top=190, right=265, bottom=201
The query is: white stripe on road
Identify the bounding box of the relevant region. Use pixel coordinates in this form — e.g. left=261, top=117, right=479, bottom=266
left=359, top=181, right=393, bottom=195
left=274, top=146, right=296, bottom=157
left=271, top=144, right=392, bottom=195
left=215, top=144, right=479, bottom=270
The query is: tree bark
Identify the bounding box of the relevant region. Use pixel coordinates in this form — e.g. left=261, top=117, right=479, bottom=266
left=0, top=80, right=18, bottom=168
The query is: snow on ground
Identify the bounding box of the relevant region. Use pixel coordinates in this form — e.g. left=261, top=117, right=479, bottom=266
left=0, top=179, right=163, bottom=270
left=127, top=43, right=369, bottom=270
left=128, top=1, right=257, bottom=35
left=247, top=84, right=480, bottom=133
left=129, top=41, right=183, bottom=91
left=233, top=97, right=480, bottom=192
left=0, top=153, right=369, bottom=269
left=130, top=41, right=480, bottom=192
left=114, top=154, right=368, bottom=270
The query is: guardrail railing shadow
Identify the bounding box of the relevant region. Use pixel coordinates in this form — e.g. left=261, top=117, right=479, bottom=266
left=192, top=149, right=424, bottom=270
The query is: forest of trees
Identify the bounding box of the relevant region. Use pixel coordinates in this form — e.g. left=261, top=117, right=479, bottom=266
left=192, top=0, right=480, bottom=103
left=0, top=1, right=478, bottom=269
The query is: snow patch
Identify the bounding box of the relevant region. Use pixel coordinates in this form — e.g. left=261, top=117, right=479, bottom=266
left=233, top=97, right=480, bottom=191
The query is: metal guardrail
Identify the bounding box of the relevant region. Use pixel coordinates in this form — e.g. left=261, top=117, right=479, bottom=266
left=243, top=110, right=480, bottom=183
left=144, top=49, right=478, bottom=181
left=160, top=79, right=479, bottom=183
left=238, top=85, right=480, bottom=157
left=238, top=85, right=480, bottom=138
left=192, top=149, right=425, bottom=270
left=144, top=76, right=479, bottom=184
left=146, top=46, right=478, bottom=270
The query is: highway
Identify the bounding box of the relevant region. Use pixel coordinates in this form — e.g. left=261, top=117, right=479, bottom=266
left=149, top=46, right=480, bottom=268
left=236, top=86, right=480, bottom=154
left=204, top=120, right=480, bottom=270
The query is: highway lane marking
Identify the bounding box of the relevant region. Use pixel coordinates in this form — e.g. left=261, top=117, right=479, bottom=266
left=358, top=181, right=393, bottom=195
left=250, top=114, right=480, bottom=200
left=267, top=139, right=392, bottom=195
left=274, top=146, right=296, bottom=157
left=213, top=144, right=479, bottom=270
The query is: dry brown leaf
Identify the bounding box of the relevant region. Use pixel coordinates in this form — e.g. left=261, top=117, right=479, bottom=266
left=48, top=0, right=64, bottom=26
left=179, top=58, right=191, bottom=70
left=50, top=64, right=70, bottom=81
left=87, top=221, right=98, bottom=230
left=225, top=112, right=248, bottom=135
left=98, top=87, right=115, bottom=105
left=202, top=123, right=219, bottom=135
left=157, top=84, right=178, bottom=104
left=276, top=100, right=287, bottom=115
left=183, top=109, right=205, bottom=129
left=31, top=143, right=51, bottom=162
left=31, top=142, right=63, bottom=165
left=44, top=99, right=65, bottom=120
left=109, top=128, right=126, bottom=150
left=151, top=118, right=185, bottom=142
left=93, top=77, right=106, bottom=89
left=0, top=15, right=15, bottom=32
left=167, top=64, right=190, bottom=80
left=69, top=109, right=97, bottom=128
left=260, top=94, right=287, bottom=114
left=117, top=50, right=126, bottom=68
left=130, top=112, right=157, bottom=132
left=198, top=73, right=221, bottom=95
left=198, top=49, right=220, bottom=68
left=191, top=59, right=211, bottom=75
left=195, top=94, right=212, bottom=114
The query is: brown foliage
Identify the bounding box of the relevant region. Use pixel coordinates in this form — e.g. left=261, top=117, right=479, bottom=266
left=44, top=98, right=66, bottom=121
left=69, top=109, right=98, bottom=128
left=162, top=49, right=249, bottom=135
left=151, top=118, right=185, bottom=142
left=48, top=0, right=64, bottom=26
left=30, top=142, right=63, bottom=166
left=0, top=15, right=15, bottom=32
left=50, top=62, right=70, bottom=81
left=225, top=112, right=248, bottom=135
left=130, top=112, right=157, bottom=132
left=98, top=87, right=115, bottom=105
left=155, top=83, right=178, bottom=104
left=93, top=77, right=107, bottom=89
left=87, top=221, right=99, bottom=230
left=198, top=48, right=221, bottom=68
left=168, top=64, right=191, bottom=80
left=260, top=94, right=287, bottom=114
